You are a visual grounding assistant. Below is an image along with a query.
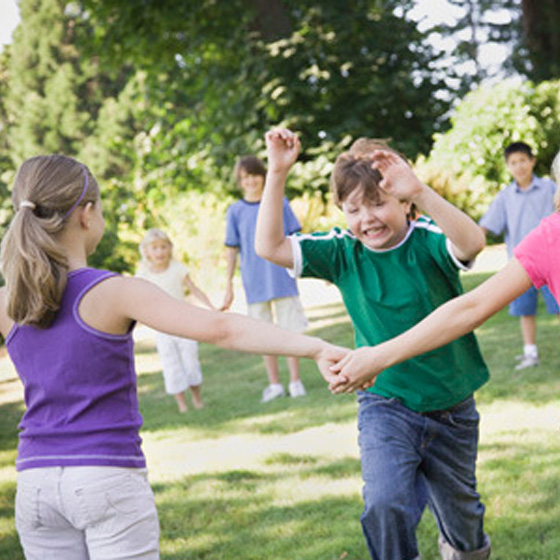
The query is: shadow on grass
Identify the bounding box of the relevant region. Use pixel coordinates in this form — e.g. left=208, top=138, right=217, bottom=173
left=153, top=463, right=367, bottom=560
left=150, top=434, right=560, bottom=560
left=480, top=438, right=560, bottom=559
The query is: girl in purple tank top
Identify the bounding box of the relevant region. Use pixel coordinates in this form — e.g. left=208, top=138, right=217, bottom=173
left=0, top=155, right=348, bottom=560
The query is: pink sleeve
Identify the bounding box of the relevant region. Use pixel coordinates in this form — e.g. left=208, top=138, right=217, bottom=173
left=513, top=225, right=548, bottom=289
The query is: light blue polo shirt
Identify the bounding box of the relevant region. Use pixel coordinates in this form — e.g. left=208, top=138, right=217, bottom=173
left=225, top=197, right=301, bottom=304
left=479, top=175, right=557, bottom=257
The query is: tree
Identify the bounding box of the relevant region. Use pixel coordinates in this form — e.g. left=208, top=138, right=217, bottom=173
left=424, top=0, right=520, bottom=91
left=0, top=48, right=14, bottom=244
left=428, top=0, right=560, bottom=90
left=5, top=0, right=134, bottom=271
left=80, top=1, right=451, bottom=181
left=516, top=0, right=560, bottom=81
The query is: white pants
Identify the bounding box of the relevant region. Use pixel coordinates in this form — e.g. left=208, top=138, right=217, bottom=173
left=155, top=332, right=203, bottom=394
left=16, top=466, right=160, bottom=560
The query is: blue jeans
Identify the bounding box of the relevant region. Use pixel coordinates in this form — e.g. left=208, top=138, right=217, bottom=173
left=357, top=392, right=491, bottom=560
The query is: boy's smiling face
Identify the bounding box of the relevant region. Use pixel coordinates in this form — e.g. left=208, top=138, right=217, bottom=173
left=506, top=151, right=535, bottom=189
left=238, top=169, right=265, bottom=202
left=341, top=185, right=411, bottom=251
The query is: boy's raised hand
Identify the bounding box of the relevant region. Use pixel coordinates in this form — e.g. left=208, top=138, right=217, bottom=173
left=265, top=128, right=301, bottom=174
left=370, top=149, right=424, bottom=202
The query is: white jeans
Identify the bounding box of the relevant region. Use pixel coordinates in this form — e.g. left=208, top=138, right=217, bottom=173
left=16, top=466, right=160, bottom=560
left=155, top=332, right=202, bottom=394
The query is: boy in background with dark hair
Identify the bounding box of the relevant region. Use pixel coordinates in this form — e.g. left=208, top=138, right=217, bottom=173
left=480, top=141, right=559, bottom=370
left=221, top=155, right=309, bottom=402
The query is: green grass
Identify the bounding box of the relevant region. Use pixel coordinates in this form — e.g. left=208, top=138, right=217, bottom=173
left=0, top=271, right=559, bottom=559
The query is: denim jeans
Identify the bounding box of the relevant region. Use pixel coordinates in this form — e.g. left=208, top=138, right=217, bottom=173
left=357, top=392, right=491, bottom=560
left=16, top=466, right=160, bottom=560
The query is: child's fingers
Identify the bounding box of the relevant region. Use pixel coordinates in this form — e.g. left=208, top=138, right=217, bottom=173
left=328, top=374, right=348, bottom=388
left=267, top=128, right=299, bottom=150
left=329, top=352, right=351, bottom=373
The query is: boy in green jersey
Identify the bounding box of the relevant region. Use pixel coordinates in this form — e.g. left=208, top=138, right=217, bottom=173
left=255, top=129, right=491, bottom=560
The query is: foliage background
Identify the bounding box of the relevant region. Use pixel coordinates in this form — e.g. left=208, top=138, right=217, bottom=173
left=0, top=0, right=559, bottom=280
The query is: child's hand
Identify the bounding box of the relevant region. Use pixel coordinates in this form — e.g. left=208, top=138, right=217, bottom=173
left=314, top=342, right=350, bottom=385
left=370, top=150, right=424, bottom=202
left=328, top=347, right=383, bottom=394
left=265, top=128, right=301, bottom=174
left=220, top=285, right=234, bottom=311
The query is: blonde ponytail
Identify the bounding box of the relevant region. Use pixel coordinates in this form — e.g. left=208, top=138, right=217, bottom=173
left=0, top=155, right=99, bottom=328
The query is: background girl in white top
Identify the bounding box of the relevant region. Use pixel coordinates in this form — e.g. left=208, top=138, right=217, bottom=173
left=137, top=228, right=215, bottom=412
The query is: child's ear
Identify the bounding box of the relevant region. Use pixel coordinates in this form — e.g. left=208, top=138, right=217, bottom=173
left=401, top=200, right=413, bottom=216
left=79, top=202, right=95, bottom=228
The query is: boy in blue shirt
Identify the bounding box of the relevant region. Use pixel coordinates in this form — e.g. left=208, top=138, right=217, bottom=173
left=256, top=129, right=491, bottom=560
left=221, top=155, right=309, bottom=402
left=480, top=141, right=559, bottom=370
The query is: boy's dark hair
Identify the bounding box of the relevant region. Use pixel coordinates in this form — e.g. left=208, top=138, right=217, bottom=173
left=504, top=142, right=534, bottom=160
left=234, top=155, right=266, bottom=183
left=331, top=138, right=408, bottom=208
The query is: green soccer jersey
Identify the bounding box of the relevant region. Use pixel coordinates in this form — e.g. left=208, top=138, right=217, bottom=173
left=292, top=217, right=489, bottom=412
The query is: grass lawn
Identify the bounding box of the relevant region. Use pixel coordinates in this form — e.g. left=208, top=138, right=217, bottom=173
left=0, top=270, right=559, bottom=559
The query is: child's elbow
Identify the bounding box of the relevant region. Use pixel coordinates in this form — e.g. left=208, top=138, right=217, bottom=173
left=470, top=230, right=486, bottom=256
left=255, top=238, right=273, bottom=261
left=206, top=312, right=234, bottom=347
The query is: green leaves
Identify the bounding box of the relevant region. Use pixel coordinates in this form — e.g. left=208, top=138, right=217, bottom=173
left=419, top=78, right=560, bottom=220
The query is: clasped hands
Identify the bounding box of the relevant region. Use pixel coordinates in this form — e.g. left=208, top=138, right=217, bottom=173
left=325, top=346, right=383, bottom=394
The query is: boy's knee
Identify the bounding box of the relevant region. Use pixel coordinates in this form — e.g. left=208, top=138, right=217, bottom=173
left=361, top=484, right=413, bottom=526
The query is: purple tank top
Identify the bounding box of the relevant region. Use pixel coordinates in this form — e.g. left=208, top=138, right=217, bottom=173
left=6, top=268, right=146, bottom=471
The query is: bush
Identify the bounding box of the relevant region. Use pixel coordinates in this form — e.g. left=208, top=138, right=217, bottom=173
left=418, top=78, right=560, bottom=221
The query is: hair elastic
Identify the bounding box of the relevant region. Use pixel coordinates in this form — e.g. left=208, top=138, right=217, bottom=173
left=19, top=200, right=36, bottom=211
left=62, top=168, right=89, bottom=220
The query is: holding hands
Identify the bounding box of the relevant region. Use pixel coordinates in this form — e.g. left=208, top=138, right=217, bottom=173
left=328, top=346, right=385, bottom=394
left=313, top=342, right=351, bottom=386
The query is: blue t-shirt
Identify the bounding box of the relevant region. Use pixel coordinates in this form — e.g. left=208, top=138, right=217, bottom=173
left=479, top=175, right=557, bottom=257
left=225, top=197, right=301, bottom=304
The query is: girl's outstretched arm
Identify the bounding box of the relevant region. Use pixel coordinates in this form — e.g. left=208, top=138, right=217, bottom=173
left=84, top=276, right=348, bottom=383
left=329, top=258, right=532, bottom=393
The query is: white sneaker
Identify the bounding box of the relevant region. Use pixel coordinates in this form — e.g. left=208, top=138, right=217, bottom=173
left=515, top=355, right=539, bottom=370
left=288, top=380, right=307, bottom=398
left=261, top=384, right=285, bottom=403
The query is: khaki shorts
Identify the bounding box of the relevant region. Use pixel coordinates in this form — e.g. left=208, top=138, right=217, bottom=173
left=247, top=296, right=308, bottom=333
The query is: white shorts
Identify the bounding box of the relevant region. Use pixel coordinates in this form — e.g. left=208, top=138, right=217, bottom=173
left=16, top=466, right=160, bottom=560
left=155, top=332, right=203, bottom=395
left=247, top=296, right=308, bottom=333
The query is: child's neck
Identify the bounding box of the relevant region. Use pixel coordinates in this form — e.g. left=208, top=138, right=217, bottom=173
left=243, top=194, right=262, bottom=203
left=149, top=261, right=170, bottom=273
left=516, top=176, right=533, bottom=189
